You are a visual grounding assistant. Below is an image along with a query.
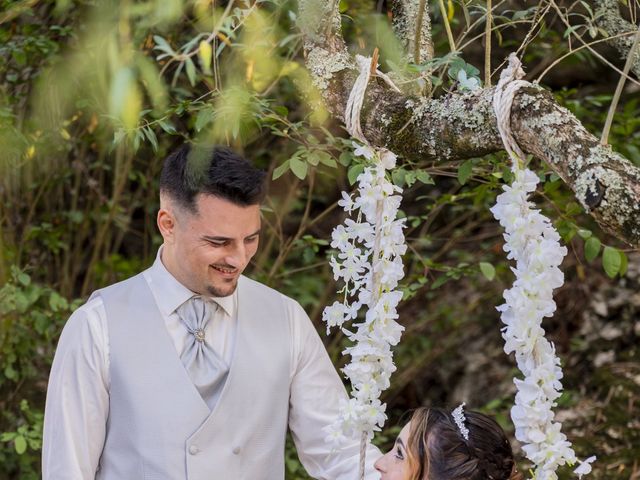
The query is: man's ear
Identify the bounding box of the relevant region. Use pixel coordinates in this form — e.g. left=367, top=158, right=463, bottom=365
left=157, top=204, right=177, bottom=244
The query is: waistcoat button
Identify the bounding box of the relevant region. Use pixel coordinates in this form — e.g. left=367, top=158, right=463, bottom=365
left=189, top=445, right=200, bottom=455
left=232, top=446, right=241, bottom=455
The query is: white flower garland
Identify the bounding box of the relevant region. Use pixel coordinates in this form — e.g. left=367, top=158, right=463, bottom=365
left=322, top=142, right=407, bottom=446
left=491, top=54, right=595, bottom=480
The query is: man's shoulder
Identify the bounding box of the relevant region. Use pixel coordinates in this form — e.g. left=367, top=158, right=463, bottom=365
left=239, top=275, right=299, bottom=310
left=71, top=294, right=105, bottom=320
left=70, top=273, right=144, bottom=322
left=88, top=272, right=147, bottom=302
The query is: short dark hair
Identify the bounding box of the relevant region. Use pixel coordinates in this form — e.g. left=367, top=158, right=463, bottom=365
left=159, top=144, right=266, bottom=213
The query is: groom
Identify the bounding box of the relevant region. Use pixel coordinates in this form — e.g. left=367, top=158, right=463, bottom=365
left=42, top=144, right=381, bottom=479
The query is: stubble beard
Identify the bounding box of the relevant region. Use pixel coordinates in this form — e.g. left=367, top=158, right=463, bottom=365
left=206, top=280, right=237, bottom=297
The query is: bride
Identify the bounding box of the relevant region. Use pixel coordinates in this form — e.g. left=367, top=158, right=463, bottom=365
left=375, top=404, right=521, bottom=480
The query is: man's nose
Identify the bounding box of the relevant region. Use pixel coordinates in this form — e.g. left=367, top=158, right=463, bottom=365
left=225, top=243, right=247, bottom=268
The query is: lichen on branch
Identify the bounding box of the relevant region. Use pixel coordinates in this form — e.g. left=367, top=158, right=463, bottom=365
left=595, top=0, right=640, bottom=78
left=296, top=0, right=640, bottom=247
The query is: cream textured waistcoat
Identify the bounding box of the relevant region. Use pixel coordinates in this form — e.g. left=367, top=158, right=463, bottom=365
left=93, top=273, right=291, bottom=480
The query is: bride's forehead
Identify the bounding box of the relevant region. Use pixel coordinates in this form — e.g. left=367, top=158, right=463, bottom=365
left=398, top=422, right=412, bottom=442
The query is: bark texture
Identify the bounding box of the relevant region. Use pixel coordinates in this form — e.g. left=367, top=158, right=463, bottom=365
left=298, top=0, right=640, bottom=247
left=389, top=0, right=434, bottom=96
left=595, top=0, right=640, bottom=78
left=390, top=0, right=434, bottom=65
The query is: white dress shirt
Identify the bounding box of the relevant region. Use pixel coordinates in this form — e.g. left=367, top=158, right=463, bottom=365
left=42, top=248, right=381, bottom=479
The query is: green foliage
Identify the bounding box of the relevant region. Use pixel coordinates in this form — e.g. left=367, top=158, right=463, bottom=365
left=0, top=268, right=79, bottom=478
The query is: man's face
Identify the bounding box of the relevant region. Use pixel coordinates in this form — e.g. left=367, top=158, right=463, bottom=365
left=160, top=194, right=261, bottom=297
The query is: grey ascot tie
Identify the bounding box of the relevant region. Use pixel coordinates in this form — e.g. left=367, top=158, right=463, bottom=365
left=175, top=296, right=229, bottom=410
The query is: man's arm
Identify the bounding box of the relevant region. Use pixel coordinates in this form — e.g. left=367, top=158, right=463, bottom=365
left=42, top=299, right=109, bottom=480
left=286, top=299, right=381, bottom=480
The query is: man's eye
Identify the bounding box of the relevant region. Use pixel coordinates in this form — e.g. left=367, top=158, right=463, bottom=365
left=209, top=241, right=226, bottom=247
left=245, top=236, right=258, bottom=243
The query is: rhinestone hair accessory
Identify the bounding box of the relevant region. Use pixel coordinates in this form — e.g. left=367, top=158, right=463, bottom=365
left=452, top=402, right=470, bottom=441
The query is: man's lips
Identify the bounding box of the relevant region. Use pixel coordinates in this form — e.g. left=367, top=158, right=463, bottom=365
left=211, top=265, right=238, bottom=276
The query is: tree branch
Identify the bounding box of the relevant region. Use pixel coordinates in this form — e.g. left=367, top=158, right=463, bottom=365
left=297, top=0, right=640, bottom=247
left=389, top=0, right=434, bottom=65
left=595, top=0, right=640, bottom=78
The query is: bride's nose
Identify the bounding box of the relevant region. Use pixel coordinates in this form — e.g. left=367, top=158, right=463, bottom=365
left=374, top=454, right=386, bottom=473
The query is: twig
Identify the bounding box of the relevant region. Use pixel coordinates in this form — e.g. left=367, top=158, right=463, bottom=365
left=370, top=48, right=379, bottom=76
left=437, top=0, right=457, bottom=52
left=485, top=0, right=493, bottom=87
left=453, top=0, right=510, bottom=47
left=549, top=0, right=640, bottom=88
left=414, top=0, right=428, bottom=64
left=601, top=28, right=640, bottom=145
left=515, top=1, right=552, bottom=60
left=535, top=30, right=637, bottom=83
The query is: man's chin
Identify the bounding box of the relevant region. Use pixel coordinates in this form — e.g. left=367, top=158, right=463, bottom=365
left=206, top=281, right=237, bottom=298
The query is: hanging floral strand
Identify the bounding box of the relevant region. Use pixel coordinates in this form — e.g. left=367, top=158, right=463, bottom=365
left=491, top=54, right=595, bottom=480
left=322, top=54, right=407, bottom=478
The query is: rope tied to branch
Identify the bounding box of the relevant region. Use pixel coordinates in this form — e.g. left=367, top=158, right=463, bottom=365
left=345, top=54, right=402, bottom=144
left=492, top=53, right=530, bottom=168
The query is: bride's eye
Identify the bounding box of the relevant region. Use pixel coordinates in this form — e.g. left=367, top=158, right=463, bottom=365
left=394, top=446, right=404, bottom=460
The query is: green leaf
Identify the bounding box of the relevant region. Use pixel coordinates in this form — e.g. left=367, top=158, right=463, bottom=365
left=143, top=127, right=158, bottom=152
left=273, top=105, right=288, bottom=117
left=577, top=229, right=592, bottom=239
left=49, top=293, right=60, bottom=311
left=158, top=120, right=177, bottom=135
left=457, top=160, right=473, bottom=185
left=430, top=275, right=450, bottom=290
left=185, top=58, right=197, bottom=87
left=319, top=155, right=337, bottom=168
left=416, top=170, right=434, bottom=185
left=290, top=157, right=308, bottom=180
left=4, top=365, right=17, bottom=380
left=584, top=237, right=601, bottom=262
left=272, top=160, right=290, bottom=180
left=68, top=210, right=84, bottom=224
left=602, top=246, right=621, bottom=278
left=195, top=107, right=216, bottom=132
left=404, top=171, right=418, bottom=187
left=0, top=432, right=16, bottom=442
left=153, top=35, right=175, bottom=56
left=392, top=168, right=407, bottom=187
left=17, top=272, right=30, bottom=286
left=312, top=151, right=335, bottom=168
left=479, top=262, right=495, bottom=281
left=619, top=250, right=628, bottom=276
left=14, top=435, right=27, bottom=455
left=564, top=202, right=582, bottom=215
left=339, top=152, right=353, bottom=167
left=305, top=150, right=320, bottom=166
left=347, top=164, right=365, bottom=185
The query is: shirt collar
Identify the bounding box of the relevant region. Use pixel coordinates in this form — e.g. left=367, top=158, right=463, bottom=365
left=146, top=246, right=236, bottom=318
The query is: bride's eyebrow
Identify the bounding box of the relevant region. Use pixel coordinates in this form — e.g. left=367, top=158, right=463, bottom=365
left=396, top=438, right=406, bottom=450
